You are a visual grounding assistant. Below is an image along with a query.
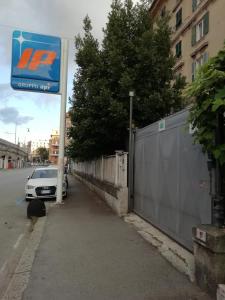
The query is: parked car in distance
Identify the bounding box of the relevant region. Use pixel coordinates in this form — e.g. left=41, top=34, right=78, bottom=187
left=25, top=166, right=68, bottom=201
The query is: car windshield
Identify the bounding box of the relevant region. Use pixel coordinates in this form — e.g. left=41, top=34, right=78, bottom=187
left=31, top=169, right=57, bottom=179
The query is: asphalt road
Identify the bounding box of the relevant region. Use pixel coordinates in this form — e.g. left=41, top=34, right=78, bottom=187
left=0, top=167, right=34, bottom=297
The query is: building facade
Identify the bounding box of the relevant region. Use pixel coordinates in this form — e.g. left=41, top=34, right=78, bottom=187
left=30, top=139, right=49, bottom=163
left=31, top=140, right=49, bottom=152
left=49, top=130, right=59, bottom=164
left=0, top=138, right=27, bottom=169
left=149, top=0, right=225, bottom=82
left=48, top=113, right=72, bottom=165
left=65, top=112, right=72, bottom=147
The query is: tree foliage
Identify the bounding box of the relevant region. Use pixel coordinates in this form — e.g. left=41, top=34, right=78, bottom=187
left=68, top=0, right=185, bottom=161
left=36, top=147, right=49, bottom=162
left=186, top=46, right=225, bottom=165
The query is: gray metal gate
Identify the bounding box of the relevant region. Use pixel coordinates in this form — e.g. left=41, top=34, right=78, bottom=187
left=133, top=109, right=211, bottom=251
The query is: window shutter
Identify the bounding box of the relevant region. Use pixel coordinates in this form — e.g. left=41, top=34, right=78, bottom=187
left=192, top=61, right=196, bottom=81
left=191, top=26, right=196, bottom=46
left=192, top=0, right=197, bottom=12
left=203, top=12, right=209, bottom=35
left=176, top=41, right=182, bottom=58
left=176, top=8, right=182, bottom=29
left=176, top=43, right=179, bottom=57
left=203, top=52, right=208, bottom=63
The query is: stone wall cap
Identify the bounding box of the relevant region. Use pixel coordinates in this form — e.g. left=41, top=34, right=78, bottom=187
left=193, top=225, right=225, bottom=253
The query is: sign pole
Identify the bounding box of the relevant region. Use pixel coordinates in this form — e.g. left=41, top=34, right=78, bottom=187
left=56, top=39, right=69, bottom=204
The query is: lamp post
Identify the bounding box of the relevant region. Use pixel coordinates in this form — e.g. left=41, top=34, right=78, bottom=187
left=15, top=123, right=17, bottom=144
left=128, top=90, right=134, bottom=211
left=4, top=123, right=17, bottom=145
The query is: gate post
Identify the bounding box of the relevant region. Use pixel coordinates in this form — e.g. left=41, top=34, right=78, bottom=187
left=128, top=91, right=134, bottom=212
left=212, top=112, right=225, bottom=227
left=4, top=156, right=8, bottom=169
left=193, top=225, right=225, bottom=297
left=192, top=112, right=225, bottom=297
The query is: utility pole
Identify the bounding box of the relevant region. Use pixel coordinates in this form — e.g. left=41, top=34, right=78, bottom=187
left=15, top=123, right=17, bottom=144
left=128, top=90, right=134, bottom=212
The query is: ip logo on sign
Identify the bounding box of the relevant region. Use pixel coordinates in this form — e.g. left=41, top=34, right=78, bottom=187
left=11, top=31, right=61, bottom=93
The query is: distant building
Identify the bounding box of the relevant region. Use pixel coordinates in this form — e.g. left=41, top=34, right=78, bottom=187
left=149, top=0, right=225, bottom=82
left=31, top=140, right=49, bottom=152
left=65, top=112, right=72, bottom=147
left=30, top=139, right=49, bottom=163
left=26, top=141, right=32, bottom=161
left=48, top=113, right=72, bottom=165
left=49, top=130, right=59, bottom=164
left=0, top=138, right=27, bottom=169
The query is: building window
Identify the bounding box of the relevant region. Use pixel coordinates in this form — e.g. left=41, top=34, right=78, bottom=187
left=176, top=41, right=182, bottom=58
left=192, top=52, right=208, bottom=81
left=176, top=8, right=182, bottom=30
left=192, top=12, right=209, bottom=46
left=192, top=0, right=202, bottom=12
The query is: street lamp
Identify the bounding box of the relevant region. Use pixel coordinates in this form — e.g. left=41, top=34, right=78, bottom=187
left=128, top=90, right=134, bottom=211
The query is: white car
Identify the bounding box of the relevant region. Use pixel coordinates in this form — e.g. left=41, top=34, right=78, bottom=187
left=25, top=166, right=68, bottom=200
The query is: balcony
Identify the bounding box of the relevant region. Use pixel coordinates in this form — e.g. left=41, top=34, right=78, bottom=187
left=50, top=152, right=59, bottom=157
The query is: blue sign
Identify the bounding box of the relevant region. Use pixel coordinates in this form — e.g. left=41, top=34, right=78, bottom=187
left=11, top=31, right=61, bottom=93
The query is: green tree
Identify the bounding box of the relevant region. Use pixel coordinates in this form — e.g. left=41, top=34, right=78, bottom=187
left=68, top=16, right=107, bottom=160
left=186, top=45, right=225, bottom=165
left=36, top=147, right=49, bottom=162
left=68, top=1, right=185, bottom=161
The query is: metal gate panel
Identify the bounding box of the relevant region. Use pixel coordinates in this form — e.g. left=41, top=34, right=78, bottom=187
left=133, top=109, right=211, bottom=251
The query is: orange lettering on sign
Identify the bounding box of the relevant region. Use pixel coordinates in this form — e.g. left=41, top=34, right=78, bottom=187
left=16, top=48, right=33, bottom=69
left=16, top=49, right=57, bottom=71
left=28, top=50, right=57, bottom=71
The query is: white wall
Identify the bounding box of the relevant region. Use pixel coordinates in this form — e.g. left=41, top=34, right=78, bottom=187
left=72, top=151, right=128, bottom=188
left=72, top=151, right=128, bottom=216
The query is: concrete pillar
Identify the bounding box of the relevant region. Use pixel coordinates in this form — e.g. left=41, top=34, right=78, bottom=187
left=18, top=159, right=21, bottom=168
left=4, top=156, right=8, bottom=169
left=0, top=158, right=3, bottom=169
left=101, top=156, right=104, bottom=181
left=193, top=225, right=225, bottom=298
left=115, top=152, right=119, bottom=186
left=120, top=152, right=128, bottom=188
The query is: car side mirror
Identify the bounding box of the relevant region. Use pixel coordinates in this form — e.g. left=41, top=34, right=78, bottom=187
left=27, top=176, right=30, bottom=180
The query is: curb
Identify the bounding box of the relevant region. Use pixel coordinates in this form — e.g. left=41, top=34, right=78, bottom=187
left=124, top=213, right=195, bottom=282
left=1, top=217, right=46, bottom=300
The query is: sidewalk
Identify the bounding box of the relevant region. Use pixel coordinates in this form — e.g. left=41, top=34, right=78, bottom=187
left=19, top=176, right=212, bottom=300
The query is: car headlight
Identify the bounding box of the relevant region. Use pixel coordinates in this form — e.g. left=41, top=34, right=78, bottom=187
left=26, top=185, right=35, bottom=189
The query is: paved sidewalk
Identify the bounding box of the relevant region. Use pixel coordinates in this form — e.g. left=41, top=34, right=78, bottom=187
left=22, top=177, right=212, bottom=300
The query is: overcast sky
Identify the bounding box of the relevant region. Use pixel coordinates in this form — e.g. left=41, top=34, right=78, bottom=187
left=0, top=0, right=118, bottom=144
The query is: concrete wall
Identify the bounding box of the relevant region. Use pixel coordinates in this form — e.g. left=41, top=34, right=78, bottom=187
left=72, top=151, right=128, bottom=216
left=72, top=151, right=128, bottom=188
left=0, top=138, right=27, bottom=169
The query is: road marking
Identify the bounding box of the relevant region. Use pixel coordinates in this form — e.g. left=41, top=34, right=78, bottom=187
left=0, top=261, right=7, bottom=274
left=2, top=217, right=46, bottom=300
left=16, top=196, right=26, bottom=206
left=13, top=234, right=24, bottom=249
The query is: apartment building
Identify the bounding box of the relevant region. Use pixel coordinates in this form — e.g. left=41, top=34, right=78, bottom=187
left=30, top=139, right=49, bottom=163
left=65, top=112, right=72, bottom=147
left=49, top=129, right=59, bottom=164
left=48, top=113, right=72, bottom=165
left=31, top=139, right=49, bottom=152
left=149, top=0, right=225, bottom=82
